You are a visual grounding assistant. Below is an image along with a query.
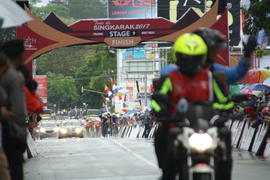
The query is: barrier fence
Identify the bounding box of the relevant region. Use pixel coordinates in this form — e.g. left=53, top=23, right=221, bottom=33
left=26, top=119, right=270, bottom=159
left=116, top=119, right=270, bottom=157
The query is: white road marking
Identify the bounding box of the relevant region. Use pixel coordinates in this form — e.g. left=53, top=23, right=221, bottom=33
left=109, top=139, right=159, bottom=169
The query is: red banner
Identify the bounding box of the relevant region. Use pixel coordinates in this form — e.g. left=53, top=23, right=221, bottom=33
left=211, top=10, right=229, bottom=66
left=68, top=18, right=175, bottom=43
left=16, top=1, right=228, bottom=64
left=108, top=0, right=157, bottom=18
left=33, top=75, right=48, bottom=104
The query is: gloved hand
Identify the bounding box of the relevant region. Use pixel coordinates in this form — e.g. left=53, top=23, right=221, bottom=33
left=151, top=94, right=171, bottom=117
left=243, top=35, right=257, bottom=58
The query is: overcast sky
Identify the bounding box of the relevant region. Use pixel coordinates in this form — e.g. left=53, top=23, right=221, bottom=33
left=32, top=0, right=50, bottom=7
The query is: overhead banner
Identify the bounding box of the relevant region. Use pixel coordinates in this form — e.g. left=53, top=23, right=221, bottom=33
left=68, top=17, right=175, bottom=47
left=17, top=1, right=229, bottom=65
left=177, top=0, right=205, bottom=19
left=227, top=0, right=240, bottom=46
left=122, top=47, right=146, bottom=60
left=108, top=0, right=157, bottom=18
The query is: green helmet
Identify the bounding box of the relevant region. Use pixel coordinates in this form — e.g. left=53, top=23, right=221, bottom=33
left=173, top=33, right=208, bottom=77
left=173, top=33, right=208, bottom=63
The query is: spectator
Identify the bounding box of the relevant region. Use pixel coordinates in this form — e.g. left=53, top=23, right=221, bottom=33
left=0, top=52, right=12, bottom=180
left=85, top=120, right=91, bottom=137
left=142, top=110, right=151, bottom=138
left=0, top=39, right=27, bottom=180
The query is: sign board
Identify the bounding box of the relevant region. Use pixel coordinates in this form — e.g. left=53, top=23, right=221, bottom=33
left=177, top=0, right=205, bottom=19
left=122, top=47, right=146, bottom=60
left=137, top=92, right=151, bottom=99
left=227, top=0, right=240, bottom=46
left=33, top=75, right=48, bottom=104
left=17, top=1, right=229, bottom=65
left=68, top=18, right=175, bottom=47
left=108, top=0, right=157, bottom=18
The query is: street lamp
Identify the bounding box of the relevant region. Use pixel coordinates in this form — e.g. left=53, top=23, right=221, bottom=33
left=81, top=86, right=105, bottom=95
left=81, top=86, right=110, bottom=112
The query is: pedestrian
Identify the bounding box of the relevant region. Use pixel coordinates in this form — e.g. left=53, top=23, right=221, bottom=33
left=0, top=39, right=28, bottom=180
left=85, top=120, right=91, bottom=137
left=0, top=52, right=12, bottom=180
left=142, top=109, right=151, bottom=138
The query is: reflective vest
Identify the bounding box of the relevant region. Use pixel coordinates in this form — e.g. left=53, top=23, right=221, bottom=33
left=85, top=122, right=91, bottom=127
left=151, top=70, right=234, bottom=114
left=168, top=69, right=213, bottom=113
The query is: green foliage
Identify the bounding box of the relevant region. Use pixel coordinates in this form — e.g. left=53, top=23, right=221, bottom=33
left=30, top=0, right=115, bottom=109
left=243, top=0, right=270, bottom=35
left=68, top=0, right=107, bottom=19
left=36, top=46, right=93, bottom=76
left=47, top=72, right=78, bottom=108
left=256, top=49, right=270, bottom=58
left=31, top=3, right=71, bottom=21
left=0, top=28, right=16, bottom=41
left=36, top=44, right=116, bottom=109
left=74, top=45, right=117, bottom=108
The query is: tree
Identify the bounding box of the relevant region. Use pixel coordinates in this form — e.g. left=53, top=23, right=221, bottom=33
left=31, top=2, right=75, bottom=24
left=243, top=0, right=270, bottom=35
left=31, top=1, right=115, bottom=109
left=75, top=45, right=117, bottom=108
left=47, top=72, right=78, bottom=108
left=36, top=46, right=94, bottom=76
left=67, top=0, right=107, bottom=19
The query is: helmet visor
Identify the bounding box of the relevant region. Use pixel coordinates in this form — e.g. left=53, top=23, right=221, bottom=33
left=176, top=53, right=204, bottom=77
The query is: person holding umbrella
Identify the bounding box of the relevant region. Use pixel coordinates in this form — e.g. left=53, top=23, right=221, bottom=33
left=0, top=0, right=31, bottom=29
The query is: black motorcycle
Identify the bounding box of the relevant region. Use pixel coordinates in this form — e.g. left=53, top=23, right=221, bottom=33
left=160, top=95, right=247, bottom=180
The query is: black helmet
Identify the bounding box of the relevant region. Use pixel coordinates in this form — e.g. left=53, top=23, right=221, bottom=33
left=193, top=28, right=226, bottom=50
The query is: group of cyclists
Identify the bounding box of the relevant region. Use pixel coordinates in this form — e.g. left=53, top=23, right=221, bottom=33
left=83, top=110, right=156, bottom=138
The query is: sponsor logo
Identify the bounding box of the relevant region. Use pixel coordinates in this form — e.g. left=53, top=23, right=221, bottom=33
left=112, top=0, right=131, bottom=7
left=25, top=36, right=37, bottom=50
left=112, top=0, right=157, bottom=8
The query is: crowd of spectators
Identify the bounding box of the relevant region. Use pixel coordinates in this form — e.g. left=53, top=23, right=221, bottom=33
left=0, top=39, right=44, bottom=180
left=232, top=90, right=270, bottom=143
left=232, top=91, right=270, bottom=125
left=115, top=110, right=155, bottom=138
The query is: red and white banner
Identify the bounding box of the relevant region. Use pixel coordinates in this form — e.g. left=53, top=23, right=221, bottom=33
left=33, top=75, right=48, bottom=104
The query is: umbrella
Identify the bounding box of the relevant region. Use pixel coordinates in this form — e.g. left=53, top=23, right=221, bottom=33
left=240, top=83, right=270, bottom=93
left=240, top=68, right=270, bottom=84
left=0, top=0, right=32, bottom=28
left=240, top=88, right=263, bottom=97
left=263, top=77, right=270, bottom=85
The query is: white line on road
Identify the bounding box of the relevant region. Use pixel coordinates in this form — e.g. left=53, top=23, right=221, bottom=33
left=109, top=139, right=159, bottom=169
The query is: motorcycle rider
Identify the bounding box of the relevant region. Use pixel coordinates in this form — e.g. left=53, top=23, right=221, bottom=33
left=151, top=33, right=234, bottom=180
left=160, top=27, right=257, bottom=85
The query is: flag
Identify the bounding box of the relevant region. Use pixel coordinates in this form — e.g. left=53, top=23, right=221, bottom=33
left=116, top=92, right=122, bottom=100
left=104, top=84, right=112, bottom=97
left=123, top=94, right=127, bottom=107
left=109, top=77, right=118, bottom=94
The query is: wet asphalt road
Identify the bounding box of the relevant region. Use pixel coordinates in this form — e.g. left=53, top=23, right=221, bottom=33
left=24, top=137, right=270, bottom=180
